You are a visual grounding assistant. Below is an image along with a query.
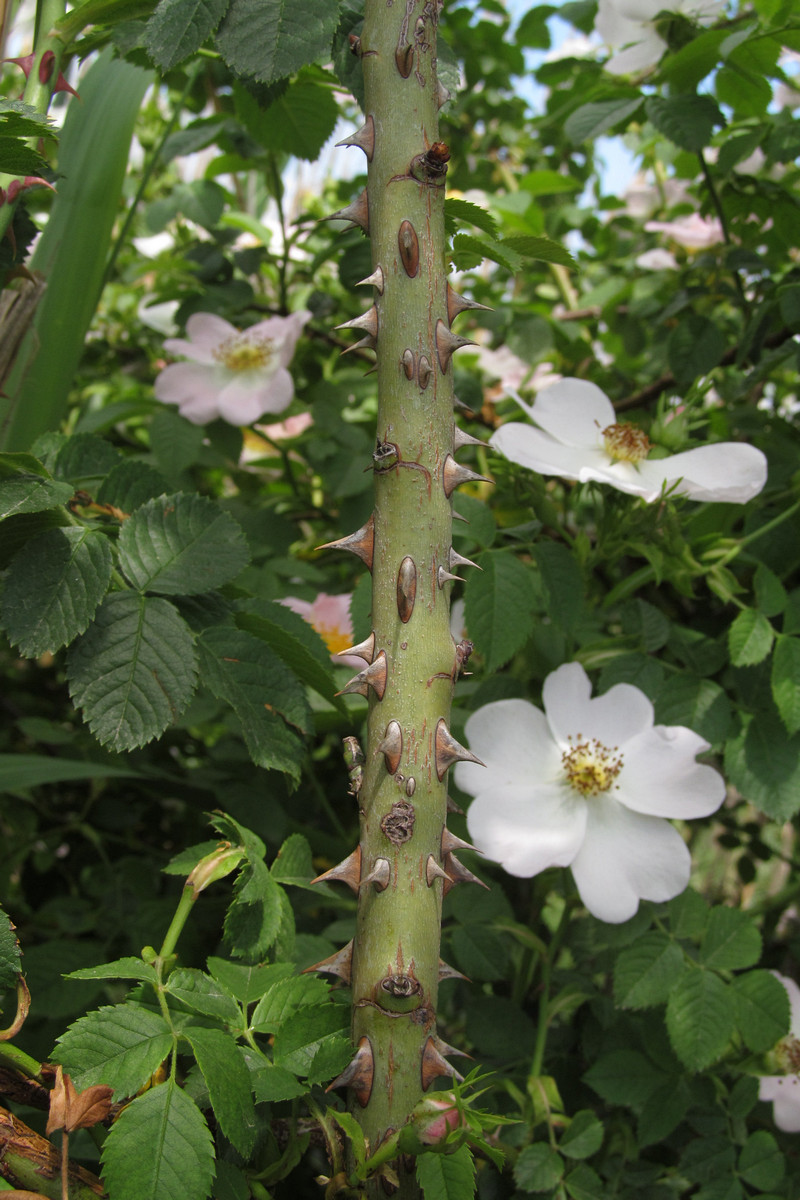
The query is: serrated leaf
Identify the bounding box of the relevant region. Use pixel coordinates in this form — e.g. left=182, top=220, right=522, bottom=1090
left=165, top=968, right=242, bottom=1026
left=500, top=234, right=576, bottom=268
left=445, top=197, right=499, bottom=238
left=66, top=958, right=158, bottom=984
left=654, top=675, right=731, bottom=745
left=305, top=1033, right=354, bottom=1086
left=564, top=97, right=643, bottom=143
left=0, top=474, right=74, bottom=519
left=250, top=975, right=330, bottom=1033
left=754, top=563, right=787, bottom=617
left=417, top=1144, right=476, bottom=1200
left=738, top=1130, right=784, bottom=1190
left=1, top=527, right=113, bottom=657
left=254, top=77, right=339, bottom=160
left=225, top=858, right=284, bottom=959
left=536, top=541, right=584, bottom=634
left=68, top=592, right=198, bottom=751
left=699, top=907, right=761, bottom=971
left=0, top=905, right=21, bottom=988
left=0, top=139, right=51, bottom=174
left=666, top=970, right=734, bottom=1070
left=272, top=1004, right=349, bottom=1075
left=270, top=833, right=315, bottom=887
left=199, top=626, right=308, bottom=779
left=216, top=0, right=340, bottom=85
left=144, top=0, right=230, bottom=70
left=724, top=715, right=800, bottom=821
left=731, top=970, right=790, bottom=1052
left=235, top=603, right=344, bottom=713
left=772, top=636, right=800, bottom=734
left=613, top=932, right=686, bottom=1009
left=560, top=1111, right=603, bottom=1160
left=52, top=434, right=121, bottom=488
left=328, top=1109, right=367, bottom=1177
left=645, top=93, right=724, bottom=152
left=637, top=1080, right=691, bottom=1147
left=96, top=461, right=171, bottom=513
left=101, top=1079, right=214, bottom=1200
left=54, top=1003, right=174, bottom=1099
left=514, top=1144, right=563, bottom=1194
left=450, top=924, right=509, bottom=982
left=207, top=958, right=294, bottom=1005
left=243, top=1047, right=307, bottom=1102
left=118, top=492, right=250, bottom=596
left=183, top=1026, right=256, bottom=1157
left=464, top=551, right=537, bottom=670
left=451, top=232, right=518, bottom=273
left=728, top=608, right=774, bottom=667
left=668, top=314, right=726, bottom=388
left=583, top=1049, right=667, bottom=1106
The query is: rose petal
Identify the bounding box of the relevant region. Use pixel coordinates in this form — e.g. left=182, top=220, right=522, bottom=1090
left=635, top=443, right=768, bottom=503
left=618, top=725, right=725, bottom=819
left=455, top=699, right=562, bottom=797
left=467, top=783, right=587, bottom=877
left=543, top=662, right=654, bottom=749
left=528, top=379, right=615, bottom=448
left=759, top=1075, right=800, bottom=1132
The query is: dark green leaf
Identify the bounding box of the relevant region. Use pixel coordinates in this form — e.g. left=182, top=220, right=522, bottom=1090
left=245, top=1052, right=307, bottom=1102
left=66, top=958, right=158, bottom=984
left=731, top=970, right=790, bottom=1053
left=270, top=833, right=316, bottom=887
left=272, top=1004, right=349, bottom=1075
left=754, top=564, right=787, bottom=617
left=54, top=1003, right=174, bottom=1098
left=564, top=97, right=643, bottom=143
left=250, top=975, right=329, bottom=1033
left=666, top=970, right=734, bottom=1070
left=225, top=858, right=284, bottom=959
left=728, top=608, right=774, bottom=667
left=67, top=592, right=198, bottom=751
left=738, top=1130, right=784, bottom=1189
left=165, top=968, right=242, bottom=1025
left=724, top=715, right=800, bottom=821
left=464, top=551, right=537, bottom=670
left=654, top=675, right=731, bottom=745
left=184, top=1026, right=257, bottom=1157
left=583, top=1049, right=667, bottom=1105
left=96, top=461, right=171, bottom=512
left=645, top=94, right=724, bottom=152
left=564, top=1162, right=605, bottom=1200
left=0, top=754, right=141, bottom=793
left=699, top=907, right=761, bottom=971
left=500, top=234, right=576, bottom=268
left=637, top=1080, right=691, bottom=1147
left=771, top=636, right=800, bottom=734
left=254, top=77, right=339, bottom=160
left=613, top=932, right=686, bottom=1009
left=0, top=905, right=21, bottom=988
left=445, top=197, right=499, bottom=238
left=144, top=0, right=230, bottom=70
left=417, top=1145, right=476, bottom=1200
left=450, top=923, right=510, bottom=982
left=216, top=0, right=340, bottom=85
left=0, top=474, right=74, bottom=519
left=235, top=603, right=344, bottom=713
left=207, top=958, right=294, bottom=1005
left=560, top=1111, right=603, bottom=1160
left=536, top=541, right=584, bottom=634
left=668, top=315, right=726, bottom=388
left=514, top=1144, right=564, bottom=1193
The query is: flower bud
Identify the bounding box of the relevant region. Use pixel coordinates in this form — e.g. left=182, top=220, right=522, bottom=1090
left=186, top=841, right=245, bottom=895
left=409, top=1093, right=468, bottom=1145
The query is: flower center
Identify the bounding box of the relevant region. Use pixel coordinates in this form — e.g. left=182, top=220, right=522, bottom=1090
left=775, top=1035, right=800, bottom=1075
left=314, top=621, right=352, bottom=656
left=214, top=333, right=274, bottom=373
left=562, top=735, right=623, bottom=796
left=602, top=422, right=651, bottom=464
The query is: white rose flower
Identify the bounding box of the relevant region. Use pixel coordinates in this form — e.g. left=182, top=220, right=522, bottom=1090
left=759, top=973, right=800, bottom=1132
left=455, top=662, right=726, bottom=923
left=490, top=378, right=767, bottom=503
left=154, top=310, right=310, bottom=426
left=596, top=0, right=726, bottom=75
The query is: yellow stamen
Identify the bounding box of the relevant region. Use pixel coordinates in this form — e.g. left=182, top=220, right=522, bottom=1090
left=562, top=735, right=623, bottom=796
left=602, top=422, right=651, bottom=464
left=776, top=1035, right=800, bottom=1074
left=315, top=622, right=352, bottom=656
left=214, top=333, right=273, bottom=372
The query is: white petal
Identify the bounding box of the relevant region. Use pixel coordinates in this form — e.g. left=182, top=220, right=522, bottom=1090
left=605, top=31, right=666, bottom=74
left=216, top=370, right=293, bottom=425
left=635, top=443, right=768, bottom=503
left=772, top=972, right=800, bottom=1036
left=490, top=423, right=606, bottom=480
left=618, top=725, right=725, bottom=819
left=467, top=783, right=587, bottom=877
left=455, top=699, right=561, bottom=797
left=570, top=796, right=691, bottom=923
left=543, top=662, right=654, bottom=749
left=528, top=379, right=615, bottom=448
left=759, top=1076, right=800, bottom=1132
left=185, top=312, right=237, bottom=346
left=161, top=335, right=218, bottom=366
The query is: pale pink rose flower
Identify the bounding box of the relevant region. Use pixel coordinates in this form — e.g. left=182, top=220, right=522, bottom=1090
left=281, top=593, right=363, bottom=669
left=644, top=213, right=725, bottom=250
left=636, top=247, right=678, bottom=270
left=596, top=0, right=725, bottom=75
left=759, top=973, right=800, bottom=1132
left=154, top=310, right=310, bottom=426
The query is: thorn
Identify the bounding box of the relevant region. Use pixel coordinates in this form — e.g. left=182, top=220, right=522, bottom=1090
left=335, top=115, right=375, bottom=161
left=396, top=42, right=414, bottom=77
left=417, top=355, right=432, bottom=390
left=398, top=220, right=420, bottom=278
left=311, top=847, right=362, bottom=894
left=442, top=455, right=492, bottom=498
left=441, top=829, right=480, bottom=856
left=426, top=854, right=452, bottom=887
left=439, top=958, right=470, bottom=983
left=340, top=333, right=377, bottom=357
left=443, top=853, right=490, bottom=895
left=449, top=547, right=481, bottom=572
left=336, top=650, right=387, bottom=700
left=446, top=283, right=492, bottom=325
left=435, top=319, right=476, bottom=373
left=436, top=81, right=451, bottom=109
left=336, top=631, right=376, bottom=665
left=396, top=555, right=417, bottom=624
left=435, top=718, right=485, bottom=781
left=360, top=857, right=391, bottom=892
left=302, top=940, right=354, bottom=983
left=318, top=514, right=374, bottom=570
left=421, top=1035, right=464, bottom=1091
left=452, top=511, right=469, bottom=524
left=438, top=566, right=464, bottom=588
left=401, top=348, right=416, bottom=380
left=336, top=306, right=379, bottom=338
left=327, top=1036, right=374, bottom=1107
left=322, top=190, right=369, bottom=233
left=454, top=396, right=474, bottom=413
left=356, top=266, right=385, bottom=294
left=431, top=1034, right=473, bottom=1060
left=447, top=795, right=465, bottom=815
left=453, top=426, right=485, bottom=451
left=378, top=720, right=403, bottom=774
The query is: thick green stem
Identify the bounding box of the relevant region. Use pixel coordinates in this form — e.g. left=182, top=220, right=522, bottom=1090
left=326, top=3, right=482, bottom=1192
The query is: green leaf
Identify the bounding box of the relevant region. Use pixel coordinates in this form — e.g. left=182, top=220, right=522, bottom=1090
left=328, top=1109, right=368, bottom=1179
left=216, top=0, right=340, bottom=85
left=97, top=460, right=171, bottom=513
left=450, top=923, right=510, bottom=982
left=699, top=907, right=761, bottom=971
left=500, top=234, right=576, bottom=269
left=583, top=1050, right=667, bottom=1106
left=0, top=754, right=141, bottom=792
left=250, top=975, right=329, bottom=1033
left=417, top=1145, right=476, bottom=1200
left=66, top=958, right=158, bottom=984
left=0, top=474, right=74, bottom=519
left=724, top=715, right=800, bottom=821
left=101, top=1079, right=214, bottom=1200
left=54, top=1003, right=174, bottom=1099
left=254, top=76, right=339, bottom=161
left=613, top=932, right=686, bottom=1009
left=754, top=564, right=787, bottom=617
left=565, top=1163, right=605, bottom=1200
left=464, top=551, right=537, bottom=670
left=183, top=1026, right=257, bottom=1157
left=0, top=905, right=21, bottom=988
left=637, top=1080, right=691, bottom=1147
left=235, top=603, right=344, bottom=713
left=654, top=675, right=731, bottom=745
left=165, top=968, right=242, bottom=1026
left=149, top=408, right=205, bottom=477
left=644, top=94, right=724, bottom=152
left=245, top=1052, right=307, bottom=1102
left=144, top=0, right=230, bottom=70
left=514, top=1144, right=564, bottom=1193
left=564, top=97, right=643, bottom=143
left=67, top=591, right=198, bottom=751
left=728, top=608, right=774, bottom=667
left=666, top=970, right=734, bottom=1070
left=536, top=541, right=584, bottom=634
left=270, top=833, right=316, bottom=887
left=272, top=1004, right=349, bottom=1075
left=771, top=636, right=800, bottom=734
left=118, top=492, right=250, bottom=596
left=560, top=1111, right=603, bottom=1160
left=445, top=197, right=499, bottom=238
left=207, top=958, right=294, bottom=1005
left=225, top=858, right=284, bottom=959
left=451, top=232, right=518, bottom=273
left=738, top=1130, right=784, bottom=1190
left=1, top=527, right=113, bottom=656
left=668, top=315, right=726, bottom=388
left=731, top=970, right=790, bottom=1052
left=198, top=626, right=309, bottom=780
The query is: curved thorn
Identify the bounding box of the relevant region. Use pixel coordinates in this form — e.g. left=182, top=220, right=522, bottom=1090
left=417, top=355, right=432, bottom=390
left=322, top=190, right=369, bottom=233
left=396, top=42, right=414, bottom=77
left=431, top=1034, right=473, bottom=1060
left=435, top=719, right=485, bottom=781
left=326, top=1036, right=374, bottom=1107
left=436, top=81, right=451, bottom=109
left=335, top=115, right=375, bottom=161
left=446, top=283, right=492, bottom=325
left=336, top=305, right=379, bottom=338
left=449, top=547, right=481, bottom=571
left=442, top=455, right=492, bottom=498
left=439, top=957, right=470, bottom=983
left=452, top=510, right=469, bottom=524
left=441, top=829, right=480, bottom=856
left=426, top=854, right=452, bottom=887
left=317, top=514, right=374, bottom=570
left=447, top=794, right=465, bottom=815
left=438, top=566, right=464, bottom=588
left=302, top=940, right=354, bottom=983
left=453, top=425, right=485, bottom=451
left=443, top=853, right=490, bottom=894
left=340, top=333, right=377, bottom=357
left=435, top=319, right=476, bottom=373
left=454, top=396, right=474, bottom=413
left=421, top=1036, right=464, bottom=1091
left=335, top=631, right=376, bottom=665
left=378, top=720, right=403, bottom=774
left=360, top=857, right=391, bottom=892
left=336, top=650, right=387, bottom=700
left=355, top=266, right=385, bottom=293
left=311, top=846, right=362, bottom=894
